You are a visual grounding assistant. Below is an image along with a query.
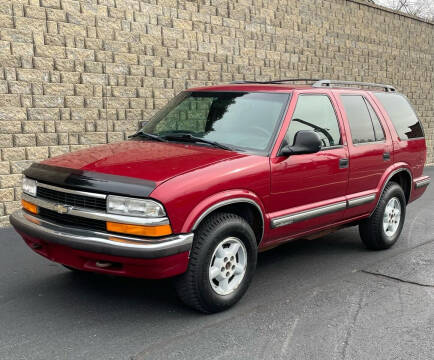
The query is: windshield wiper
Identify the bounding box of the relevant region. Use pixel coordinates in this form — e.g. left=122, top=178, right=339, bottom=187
left=292, top=118, right=335, bottom=146
left=162, top=133, right=232, bottom=151
left=128, top=130, right=166, bottom=142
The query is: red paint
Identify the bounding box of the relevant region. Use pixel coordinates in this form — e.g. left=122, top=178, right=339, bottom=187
left=152, top=155, right=270, bottom=234
left=332, top=90, right=395, bottom=219
left=411, top=175, right=430, bottom=202
left=268, top=90, right=349, bottom=240
left=42, top=140, right=243, bottom=185
left=19, top=231, right=189, bottom=279
left=16, top=83, right=429, bottom=279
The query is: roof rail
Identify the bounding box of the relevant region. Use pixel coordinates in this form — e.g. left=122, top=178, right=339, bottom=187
left=230, top=79, right=319, bottom=85
left=312, top=80, right=396, bottom=92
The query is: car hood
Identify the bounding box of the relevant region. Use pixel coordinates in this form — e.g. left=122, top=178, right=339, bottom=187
left=41, top=140, right=245, bottom=185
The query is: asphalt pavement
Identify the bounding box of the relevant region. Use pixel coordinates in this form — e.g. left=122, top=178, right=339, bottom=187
left=1, top=167, right=433, bottom=360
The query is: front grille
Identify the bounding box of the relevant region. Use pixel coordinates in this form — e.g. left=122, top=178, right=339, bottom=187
left=39, top=208, right=107, bottom=232
left=37, top=186, right=106, bottom=211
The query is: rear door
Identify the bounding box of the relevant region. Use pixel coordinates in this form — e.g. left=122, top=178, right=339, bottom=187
left=333, top=91, right=393, bottom=218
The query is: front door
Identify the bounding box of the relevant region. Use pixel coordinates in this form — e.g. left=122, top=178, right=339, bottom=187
left=268, top=91, right=349, bottom=243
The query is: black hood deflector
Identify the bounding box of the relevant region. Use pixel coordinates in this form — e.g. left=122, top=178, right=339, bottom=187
left=24, top=163, right=156, bottom=198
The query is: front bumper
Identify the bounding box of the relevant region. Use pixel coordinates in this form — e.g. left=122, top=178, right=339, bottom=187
left=10, top=209, right=194, bottom=259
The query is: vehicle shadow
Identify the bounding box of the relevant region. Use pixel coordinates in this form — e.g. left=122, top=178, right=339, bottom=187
left=44, top=226, right=365, bottom=316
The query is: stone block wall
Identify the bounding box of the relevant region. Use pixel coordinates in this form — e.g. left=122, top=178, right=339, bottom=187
left=0, top=0, right=433, bottom=226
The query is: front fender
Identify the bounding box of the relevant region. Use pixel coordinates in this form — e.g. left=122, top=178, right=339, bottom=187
left=180, top=189, right=267, bottom=234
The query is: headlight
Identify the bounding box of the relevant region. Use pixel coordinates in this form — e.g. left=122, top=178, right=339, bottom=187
left=22, top=177, right=37, bottom=197
left=107, top=195, right=166, bottom=218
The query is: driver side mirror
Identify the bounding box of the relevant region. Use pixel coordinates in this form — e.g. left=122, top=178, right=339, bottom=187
left=279, top=130, right=322, bottom=157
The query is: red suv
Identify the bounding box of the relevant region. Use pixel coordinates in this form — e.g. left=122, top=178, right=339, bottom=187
left=11, top=79, right=431, bottom=313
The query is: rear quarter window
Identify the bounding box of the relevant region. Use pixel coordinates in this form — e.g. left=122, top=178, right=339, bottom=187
left=374, top=93, right=424, bottom=140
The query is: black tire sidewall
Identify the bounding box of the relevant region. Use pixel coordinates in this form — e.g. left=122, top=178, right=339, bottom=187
left=377, top=183, right=406, bottom=246
left=196, top=215, right=257, bottom=311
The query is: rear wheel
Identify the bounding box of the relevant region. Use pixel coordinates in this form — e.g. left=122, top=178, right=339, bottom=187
left=359, top=182, right=406, bottom=250
left=175, top=212, right=257, bottom=313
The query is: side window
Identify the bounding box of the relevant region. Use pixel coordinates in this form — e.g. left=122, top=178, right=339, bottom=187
left=341, top=95, right=376, bottom=144
left=285, top=95, right=341, bottom=148
left=364, top=99, right=385, bottom=141
left=374, top=93, right=424, bottom=140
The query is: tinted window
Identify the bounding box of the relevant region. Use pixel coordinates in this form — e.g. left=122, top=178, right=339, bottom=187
left=374, top=93, right=424, bottom=140
left=341, top=95, right=376, bottom=144
left=285, top=95, right=341, bottom=148
left=143, top=91, right=289, bottom=153
left=365, top=99, right=385, bottom=141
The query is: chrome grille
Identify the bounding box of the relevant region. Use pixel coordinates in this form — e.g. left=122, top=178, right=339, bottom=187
left=36, top=185, right=106, bottom=211
left=38, top=208, right=107, bottom=232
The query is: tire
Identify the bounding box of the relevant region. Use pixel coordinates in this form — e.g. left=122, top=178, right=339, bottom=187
left=359, top=181, right=406, bottom=250
left=175, top=212, right=257, bottom=313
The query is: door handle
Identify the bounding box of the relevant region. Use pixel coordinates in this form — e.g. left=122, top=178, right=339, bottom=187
left=339, top=158, right=349, bottom=169
left=383, top=152, right=391, bottom=161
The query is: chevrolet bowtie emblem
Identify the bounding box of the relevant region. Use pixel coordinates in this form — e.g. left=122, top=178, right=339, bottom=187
left=53, top=204, right=69, bottom=214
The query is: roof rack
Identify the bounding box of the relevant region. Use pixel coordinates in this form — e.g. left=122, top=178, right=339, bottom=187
left=230, top=79, right=319, bottom=85
left=230, top=79, right=396, bottom=92
left=312, top=80, right=396, bottom=92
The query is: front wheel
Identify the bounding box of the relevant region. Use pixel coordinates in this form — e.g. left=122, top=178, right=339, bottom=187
left=175, top=212, right=257, bottom=313
left=359, top=181, right=406, bottom=250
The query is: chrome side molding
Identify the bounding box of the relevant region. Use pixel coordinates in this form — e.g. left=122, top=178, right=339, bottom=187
left=271, top=193, right=377, bottom=229
left=271, top=201, right=347, bottom=228
left=414, top=178, right=430, bottom=189
left=347, top=194, right=376, bottom=208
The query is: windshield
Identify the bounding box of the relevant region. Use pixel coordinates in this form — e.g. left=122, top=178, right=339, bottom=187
left=140, top=91, right=290, bottom=154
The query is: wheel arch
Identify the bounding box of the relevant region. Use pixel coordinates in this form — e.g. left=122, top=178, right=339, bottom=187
left=186, top=194, right=266, bottom=246
left=372, top=166, right=412, bottom=215
left=389, top=170, right=412, bottom=204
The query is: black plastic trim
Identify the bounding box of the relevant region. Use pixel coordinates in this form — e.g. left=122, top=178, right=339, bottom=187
left=383, top=152, right=391, bottom=161
left=24, top=163, right=156, bottom=198
left=339, top=158, right=349, bottom=169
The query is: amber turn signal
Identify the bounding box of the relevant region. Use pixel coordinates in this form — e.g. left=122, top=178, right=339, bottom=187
left=106, top=222, right=172, bottom=237
left=22, top=199, right=38, bottom=214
